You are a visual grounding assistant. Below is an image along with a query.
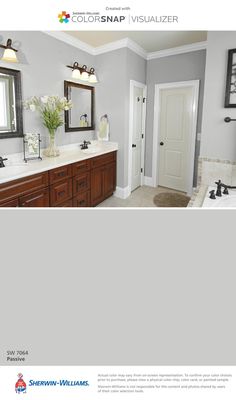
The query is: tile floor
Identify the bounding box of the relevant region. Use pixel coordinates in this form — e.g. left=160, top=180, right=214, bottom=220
left=98, top=185, right=185, bottom=207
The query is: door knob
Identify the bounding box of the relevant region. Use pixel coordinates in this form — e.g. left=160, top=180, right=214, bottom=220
left=132, top=144, right=136, bottom=148
left=160, top=141, right=164, bottom=146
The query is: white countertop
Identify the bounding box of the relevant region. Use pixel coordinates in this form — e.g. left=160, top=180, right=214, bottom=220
left=0, top=141, right=118, bottom=185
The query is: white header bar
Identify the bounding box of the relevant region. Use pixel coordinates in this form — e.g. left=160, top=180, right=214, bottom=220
left=1, top=0, right=236, bottom=30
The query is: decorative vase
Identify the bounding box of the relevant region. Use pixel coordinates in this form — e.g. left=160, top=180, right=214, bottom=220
left=43, top=129, right=60, bottom=157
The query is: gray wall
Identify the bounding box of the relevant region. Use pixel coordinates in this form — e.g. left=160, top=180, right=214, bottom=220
left=0, top=31, right=95, bottom=155
left=95, top=48, right=146, bottom=188
left=95, top=48, right=127, bottom=188
left=200, top=31, right=236, bottom=161
left=145, top=50, right=206, bottom=184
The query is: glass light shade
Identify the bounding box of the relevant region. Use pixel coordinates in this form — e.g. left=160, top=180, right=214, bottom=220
left=80, top=71, right=89, bottom=81
left=2, top=48, right=18, bottom=62
left=89, top=73, right=98, bottom=83
left=72, top=69, right=81, bottom=79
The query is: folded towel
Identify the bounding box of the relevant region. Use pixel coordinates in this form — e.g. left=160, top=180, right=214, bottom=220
left=98, top=115, right=109, bottom=141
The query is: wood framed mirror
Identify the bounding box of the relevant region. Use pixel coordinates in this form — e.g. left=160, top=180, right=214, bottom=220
left=0, top=66, right=23, bottom=139
left=64, top=81, right=94, bottom=132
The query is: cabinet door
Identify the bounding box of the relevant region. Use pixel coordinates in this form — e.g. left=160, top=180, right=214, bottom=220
left=73, top=173, right=90, bottom=196
left=19, top=189, right=49, bottom=207
left=0, top=198, right=19, bottom=207
left=73, top=191, right=90, bottom=207
left=104, top=162, right=116, bottom=199
left=91, top=166, right=104, bottom=207
left=56, top=199, right=73, bottom=207
left=50, top=178, right=72, bottom=206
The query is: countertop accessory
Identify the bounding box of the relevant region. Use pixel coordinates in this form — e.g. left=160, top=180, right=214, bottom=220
left=23, top=133, right=42, bottom=163
left=24, top=95, right=72, bottom=157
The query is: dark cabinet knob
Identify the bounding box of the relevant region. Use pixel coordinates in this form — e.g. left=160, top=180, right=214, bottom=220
left=160, top=141, right=164, bottom=146
left=132, top=144, right=136, bottom=148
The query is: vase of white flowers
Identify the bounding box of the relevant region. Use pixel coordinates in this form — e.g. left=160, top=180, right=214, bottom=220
left=24, top=95, right=72, bottom=157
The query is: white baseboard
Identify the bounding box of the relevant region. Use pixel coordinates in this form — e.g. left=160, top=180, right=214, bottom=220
left=114, top=186, right=130, bottom=199
left=143, top=176, right=154, bottom=187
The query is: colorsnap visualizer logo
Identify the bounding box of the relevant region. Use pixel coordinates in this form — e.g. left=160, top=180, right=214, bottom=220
left=58, top=11, right=70, bottom=23
left=71, top=13, right=126, bottom=23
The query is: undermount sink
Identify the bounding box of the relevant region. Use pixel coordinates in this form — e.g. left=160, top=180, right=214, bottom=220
left=81, top=147, right=100, bottom=154
left=0, top=165, right=29, bottom=178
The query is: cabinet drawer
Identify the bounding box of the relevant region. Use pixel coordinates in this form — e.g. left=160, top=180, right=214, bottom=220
left=49, top=165, right=72, bottom=184
left=50, top=178, right=72, bottom=206
left=73, top=191, right=90, bottom=207
left=0, top=198, right=19, bottom=207
left=56, top=199, right=73, bottom=207
left=73, top=173, right=90, bottom=196
left=91, top=152, right=116, bottom=168
left=72, top=159, right=91, bottom=176
left=19, top=188, right=49, bottom=207
left=0, top=172, right=48, bottom=205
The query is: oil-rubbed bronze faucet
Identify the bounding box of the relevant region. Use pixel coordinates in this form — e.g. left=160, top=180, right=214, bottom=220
left=0, top=157, right=8, bottom=168
left=80, top=140, right=91, bottom=150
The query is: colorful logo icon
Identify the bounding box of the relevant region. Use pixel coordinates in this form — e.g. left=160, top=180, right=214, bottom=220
left=58, top=11, right=70, bottom=23
left=15, top=373, right=27, bottom=394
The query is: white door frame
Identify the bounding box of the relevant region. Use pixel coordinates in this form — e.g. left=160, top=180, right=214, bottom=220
left=152, top=80, right=199, bottom=196
left=128, top=80, right=147, bottom=196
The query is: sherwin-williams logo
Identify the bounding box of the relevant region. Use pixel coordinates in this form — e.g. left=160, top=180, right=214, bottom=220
left=58, top=11, right=70, bottom=23
left=15, top=373, right=27, bottom=394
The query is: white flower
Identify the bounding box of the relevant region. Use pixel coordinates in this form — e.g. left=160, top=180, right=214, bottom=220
left=41, top=96, right=49, bottom=104
left=64, top=106, right=69, bottom=110
left=29, top=104, right=36, bottom=112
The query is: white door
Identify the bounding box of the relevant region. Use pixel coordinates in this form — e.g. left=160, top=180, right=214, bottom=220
left=158, top=86, right=195, bottom=192
left=131, top=87, right=144, bottom=192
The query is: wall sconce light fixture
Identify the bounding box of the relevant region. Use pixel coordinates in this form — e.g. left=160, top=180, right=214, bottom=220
left=0, top=38, right=18, bottom=63
left=67, top=62, right=98, bottom=83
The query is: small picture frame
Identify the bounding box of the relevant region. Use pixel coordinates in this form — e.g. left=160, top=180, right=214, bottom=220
left=225, top=48, right=236, bottom=108
left=23, top=133, right=42, bottom=162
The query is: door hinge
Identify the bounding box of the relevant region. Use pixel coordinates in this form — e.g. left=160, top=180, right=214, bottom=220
left=141, top=134, right=144, bottom=139
left=141, top=168, right=143, bottom=173
left=143, top=97, right=146, bottom=103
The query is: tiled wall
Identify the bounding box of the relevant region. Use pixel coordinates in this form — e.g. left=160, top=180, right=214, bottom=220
left=197, top=157, right=236, bottom=187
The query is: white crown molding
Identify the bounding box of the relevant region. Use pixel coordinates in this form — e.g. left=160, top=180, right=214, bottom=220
left=93, top=38, right=147, bottom=59
left=93, top=38, right=129, bottom=55
left=43, top=31, right=94, bottom=55
left=42, top=32, right=207, bottom=61
left=147, top=41, right=207, bottom=60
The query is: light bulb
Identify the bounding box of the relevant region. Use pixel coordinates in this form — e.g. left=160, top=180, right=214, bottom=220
left=80, top=71, right=89, bottom=81
left=89, top=73, right=98, bottom=83
left=2, top=48, right=18, bottom=62
left=72, top=69, right=81, bottom=79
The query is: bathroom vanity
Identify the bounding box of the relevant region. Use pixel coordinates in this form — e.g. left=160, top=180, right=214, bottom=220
left=0, top=143, right=117, bottom=207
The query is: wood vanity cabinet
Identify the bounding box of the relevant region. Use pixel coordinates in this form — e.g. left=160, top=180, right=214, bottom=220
left=0, top=151, right=117, bottom=208
left=0, top=172, right=49, bottom=207
left=91, top=152, right=116, bottom=206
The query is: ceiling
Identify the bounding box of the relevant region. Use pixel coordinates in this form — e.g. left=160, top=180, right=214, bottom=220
left=65, top=31, right=207, bottom=53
